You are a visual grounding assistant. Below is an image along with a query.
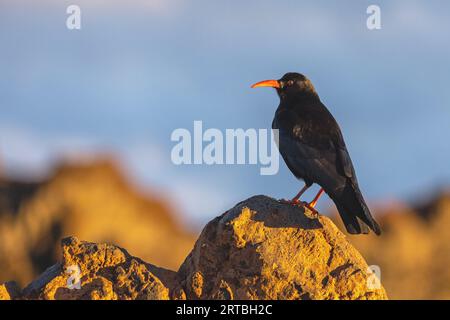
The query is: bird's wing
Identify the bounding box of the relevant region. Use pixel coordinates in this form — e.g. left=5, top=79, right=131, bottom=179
left=333, top=129, right=357, bottom=180
left=278, top=129, right=346, bottom=192
left=276, top=101, right=381, bottom=235
left=276, top=101, right=356, bottom=188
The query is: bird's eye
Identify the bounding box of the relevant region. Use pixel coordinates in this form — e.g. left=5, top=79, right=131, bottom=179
left=287, top=80, right=294, bottom=86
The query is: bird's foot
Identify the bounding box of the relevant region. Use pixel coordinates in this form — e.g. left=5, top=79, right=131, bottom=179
left=279, top=198, right=319, bottom=218
left=279, top=198, right=310, bottom=208
left=279, top=198, right=301, bottom=206
left=290, top=199, right=301, bottom=206
left=304, top=202, right=320, bottom=218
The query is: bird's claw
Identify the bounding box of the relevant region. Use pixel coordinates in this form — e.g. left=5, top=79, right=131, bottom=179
left=280, top=198, right=302, bottom=205
left=304, top=203, right=320, bottom=218
left=279, top=198, right=319, bottom=218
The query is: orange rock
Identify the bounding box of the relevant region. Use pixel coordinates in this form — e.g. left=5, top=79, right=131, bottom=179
left=22, top=236, right=177, bottom=300
left=0, top=281, right=21, bottom=300
left=11, top=196, right=388, bottom=300
left=177, top=195, right=387, bottom=300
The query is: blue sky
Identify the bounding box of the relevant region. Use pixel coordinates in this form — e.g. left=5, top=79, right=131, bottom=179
left=1, top=1, right=450, bottom=228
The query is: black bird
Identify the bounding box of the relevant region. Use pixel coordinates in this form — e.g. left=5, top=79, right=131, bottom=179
left=251, top=72, right=381, bottom=235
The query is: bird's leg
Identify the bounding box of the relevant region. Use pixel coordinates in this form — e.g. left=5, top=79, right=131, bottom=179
left=305, top=188, right=324, bottom=217
left=308, top=188, right=324, bottom=208
left=289, top=184, right=310, bottom=204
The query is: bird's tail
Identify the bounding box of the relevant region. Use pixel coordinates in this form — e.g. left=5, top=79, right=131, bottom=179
left=331, top=183, right=381, bottom=236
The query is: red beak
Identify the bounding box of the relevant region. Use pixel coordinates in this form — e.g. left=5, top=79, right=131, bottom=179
left=251, top=79, right=280, bottom=89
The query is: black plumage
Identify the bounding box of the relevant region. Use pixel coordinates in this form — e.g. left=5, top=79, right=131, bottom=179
left=252, top=72, right=381, bottom=235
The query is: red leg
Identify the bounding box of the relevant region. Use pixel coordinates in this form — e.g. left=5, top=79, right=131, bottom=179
left=290, top=184, right=310, bottom=203
left=308, top=188, right=324, bottom=208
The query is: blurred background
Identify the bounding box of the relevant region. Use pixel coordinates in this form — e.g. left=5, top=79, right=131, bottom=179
left=1, top=0, right=450, bottom=299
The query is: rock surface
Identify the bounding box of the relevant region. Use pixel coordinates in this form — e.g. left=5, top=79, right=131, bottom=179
left=0, top=160, right=195, bottom=286
left=20, top=236, right=177, bottom=300
left=0, top=281, right=21, bottom=300
left=1, top=195, right=387, bottom=300
left=177, top=195, right=386, bottom=300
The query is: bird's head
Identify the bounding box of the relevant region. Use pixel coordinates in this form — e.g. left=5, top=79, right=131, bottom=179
left=251, top=72, right=317, bottom=99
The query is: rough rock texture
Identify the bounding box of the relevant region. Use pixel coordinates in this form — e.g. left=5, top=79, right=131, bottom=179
left=0, top=160, right=195, bottom=286
left=177, top=195, right=387, bottom=300
left=0, top=281, right=21, bottom=300
left=21, top=237, right=177, bottom=300
left=1, top=195, right=387, bottom=300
